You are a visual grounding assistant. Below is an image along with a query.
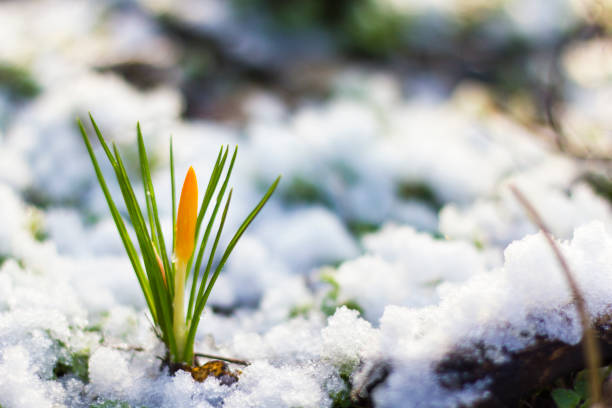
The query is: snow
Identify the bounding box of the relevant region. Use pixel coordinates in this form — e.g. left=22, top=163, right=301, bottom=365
left=373, top=221, right=612, bottom=407
left=0, top=0, right=610, bottom=406
left=330, top=225, right=489, bottom=321
left=0, top=346, right=66, bottom=408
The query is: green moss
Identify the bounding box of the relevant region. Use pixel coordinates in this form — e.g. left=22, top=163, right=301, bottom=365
left=51, top=336, right=91, bottom=382
left=283, top=177, right=327, bottom=205
left=289, top=304, right=313, bottom=319
left=0, top=64, right=40, bottom=99
left=397, top=181, right=440, bottom=209
left=53, top=350, right=90, bottom=382
left=346, top=221, right=378, bottom=238
left=330, top=387, right=353, bottom=408
left=549, top=367, right=612, bottom=408
left=329, top=368, right=359, bottom=408
left=339, top=300, right=364, bottom=316
left=233, top=0, right=354, bottom=30
left=90, top=400, right=148, bottom=408
left=84, top=323, right=104, bottom=334
left=551, top=389, right=582, bottom=408
left=341, top=0, right=404, bottom=56
left=423, top=278, right=443, bottom=288
left=26, top=207, right=48, bottom=242
left=585, top=172, right=612, bottom=204
left=320, top=274, right=363, bottom=317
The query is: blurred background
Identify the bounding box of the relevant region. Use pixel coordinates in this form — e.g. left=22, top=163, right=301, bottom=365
left=0, top=0, right=611, bottom=319
left=1, top=0, right=611, bottom=141
left=2, top=3, right=612, bottom=407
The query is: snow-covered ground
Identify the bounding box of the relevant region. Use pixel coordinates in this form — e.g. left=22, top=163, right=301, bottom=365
left=0, top=0, right=610, bottom=407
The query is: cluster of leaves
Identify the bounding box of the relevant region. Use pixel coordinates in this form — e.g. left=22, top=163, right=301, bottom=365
left=80, top=114, right=279, bottom=364
left=232, top=0, right=403, bottom=55
left=289, top=273, right=363, bottom=319
left=320, top=274, right=364, bottom=317
left=0, top=63, right=40, bottom=100
left=53, top=350, right=90, bottom=383
left=50, top=331, right=98, bottom=383
left=551, top=368, right=612, bottom=408
left=90, top=400, right=147, bottom=408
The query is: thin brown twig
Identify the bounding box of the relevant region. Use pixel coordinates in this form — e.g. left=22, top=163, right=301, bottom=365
left=194, top=352, right=250, bottom=366
left=108, top=342, right=250, bottom=366
left=109, top=344, right=145, bottom=352
left=510, top=184, right=602, bottom=405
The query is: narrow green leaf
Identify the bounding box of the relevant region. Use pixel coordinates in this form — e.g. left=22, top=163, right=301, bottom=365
left=137, top=124, right=174, bottom=297
left=83, top=117, right=279, bottom=365
left=194, top=146, right=226, bottom=238
left=137, top=123, right=160, bottom=252
left=79, top=118, right=155, bottom=322
left=185, top=146, right=227, bottom=317
left=112, top=143, right=177, bottom=357
left=184, top=188, right=232, bottom=363
left=184, top=175, right=280, bottom=361
left=86, top=116, right=167, bottom=344
left=170, top=136, right=176, bottom=251
left=184, top=146, right=226, bottom=286
left=186, top=147, right=235, bottom=320
left=88, top=113, right=117, bottom=168
left=202, top=176, right=279, bottom=308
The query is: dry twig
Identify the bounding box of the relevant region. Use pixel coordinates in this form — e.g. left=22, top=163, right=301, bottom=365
left=510, top=184, right=602, bottom=405
left=194, top=352, right=250, bottom=366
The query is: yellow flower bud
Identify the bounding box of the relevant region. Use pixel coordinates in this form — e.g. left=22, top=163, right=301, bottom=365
left=175, top=166, right=198, bottom=262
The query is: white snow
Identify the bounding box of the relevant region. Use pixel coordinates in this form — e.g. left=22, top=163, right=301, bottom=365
left=0, top=0, right=610, bottom=406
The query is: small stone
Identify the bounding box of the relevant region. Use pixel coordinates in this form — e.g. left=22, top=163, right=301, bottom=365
left=190, top=360, right=240, bottom=386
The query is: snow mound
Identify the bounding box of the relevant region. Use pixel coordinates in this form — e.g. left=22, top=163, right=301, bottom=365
left=373, top=221, right=612, bottom=407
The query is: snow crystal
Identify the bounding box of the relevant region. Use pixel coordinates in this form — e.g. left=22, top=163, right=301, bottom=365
left=223, top=361, right=328, bottom=408
left=440, top=181, right=612, bottom=247
left=0, top=346, right=66, bottom=408
left=0, top=3, right=610, bottom=406
left=321, top=307, right=379, bottom=367
left=0, top=183, right=28, bottom=256
left=332, top=225, right=488, bottom=321
left=88, top=347, right=134, bottom=400
left=254, top=206, right=359, bottom=272
left=372, top=221, right=612, bottom=407
left=5, top=71, right=181, bottom=202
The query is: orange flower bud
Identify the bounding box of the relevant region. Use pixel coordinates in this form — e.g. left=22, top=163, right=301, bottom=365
left=175, top=166, right=198, bottom=262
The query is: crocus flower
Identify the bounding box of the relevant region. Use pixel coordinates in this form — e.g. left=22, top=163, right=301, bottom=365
left=175, top=166, right=198, bottom=263
left=81, top=115, right=278, bottom=366
left=173, top=166, right=198, bottom=359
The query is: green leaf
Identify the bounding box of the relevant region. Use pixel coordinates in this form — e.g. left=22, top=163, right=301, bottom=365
left=90, top=400, right=147, bottom=408
left=184, top=175, right=280, bottom=362
left=184, top=188, right=233, bottom=363
left=112, top=143, right=177, bottom=358
left=82, top=116, right=280, bottom=365
left=137, top=124, right=173, bottom=296
left=185, top=147, right=226, bottom=321
left=170, top=136, right=176, bottom=251
left=186, top=146, right=231, bottom=321
left=86, top=114, right=176, bottom=357
left=53, top=348, right=90, bottom=382
left=573, top=370, right=587, bottom=398
left=551, top=388, right=582, bottom=408
left=79, top=118, right=155, bottom=322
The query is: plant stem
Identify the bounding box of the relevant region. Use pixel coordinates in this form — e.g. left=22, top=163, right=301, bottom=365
left=510, top=185, right=602, bottom=405
left=173, top=259, right=188, bottom=362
